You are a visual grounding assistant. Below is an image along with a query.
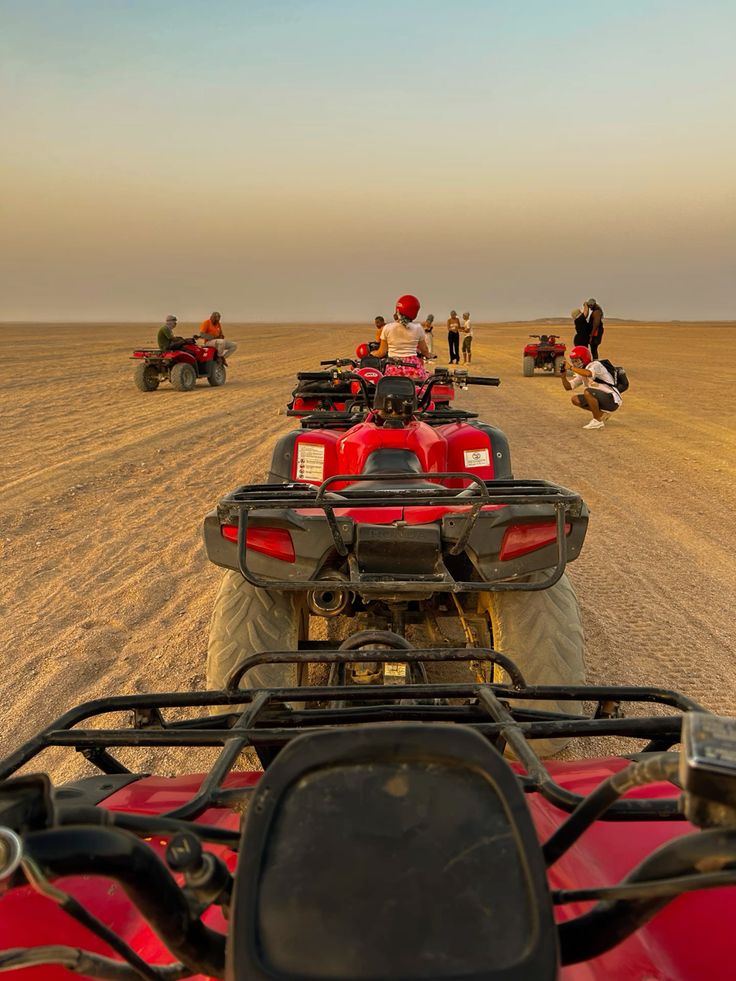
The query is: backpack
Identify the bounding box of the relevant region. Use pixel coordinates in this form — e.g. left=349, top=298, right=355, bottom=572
left=597, top=358, right=630, bottom=393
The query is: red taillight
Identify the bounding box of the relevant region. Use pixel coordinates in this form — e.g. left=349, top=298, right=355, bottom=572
left=221, top=525, right=295, bottom=563
left=499, top=521, right=571, bottom=561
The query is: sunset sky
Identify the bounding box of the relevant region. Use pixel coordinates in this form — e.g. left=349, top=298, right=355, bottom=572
left=2, top=0, right=735, bottom=321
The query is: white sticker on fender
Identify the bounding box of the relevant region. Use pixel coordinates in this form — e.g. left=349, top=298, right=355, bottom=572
left=463, top=448, right=490, bottom=468
left=296, top=442, right=325, bottom=481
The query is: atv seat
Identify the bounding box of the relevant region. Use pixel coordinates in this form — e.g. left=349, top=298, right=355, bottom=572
left=342, top=449, right=443, bottom=493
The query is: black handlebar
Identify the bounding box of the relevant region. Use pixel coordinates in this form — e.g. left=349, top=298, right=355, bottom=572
left=462, top=376, right=500, bottom=386
left=26, top=826, right=226, bottom=977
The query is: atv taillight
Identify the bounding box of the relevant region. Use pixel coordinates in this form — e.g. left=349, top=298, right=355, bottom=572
left=222, top=524, right=296, bottom=563
left=499, top=520, right=571, bottom=560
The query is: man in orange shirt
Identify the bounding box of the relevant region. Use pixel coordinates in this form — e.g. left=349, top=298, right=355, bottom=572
left=198, top=311, right=238, bottom=361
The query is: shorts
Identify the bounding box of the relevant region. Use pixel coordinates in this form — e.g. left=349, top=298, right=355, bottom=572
left=580, top=388, right=618, bottom=412
left=462, top=335, right=473, bottom=352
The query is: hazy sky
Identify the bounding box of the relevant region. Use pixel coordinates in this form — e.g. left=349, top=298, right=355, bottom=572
left=2, top=0, right=735, bottom=321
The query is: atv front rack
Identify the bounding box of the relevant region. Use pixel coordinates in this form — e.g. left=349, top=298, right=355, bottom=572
left=0, top=644, right=706, bottom=825
left=213, top=475, right=586, bottom=593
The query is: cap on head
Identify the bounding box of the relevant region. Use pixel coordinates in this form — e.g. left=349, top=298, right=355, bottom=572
left=570, top=345, right=592, bottom=366
left=426, top=314, right=434, bottom=323
left=587, top=298, right=597, bottom=307
left=396, top=294, right=420, bottom=321
left=166, top=315, right=177, bottom=324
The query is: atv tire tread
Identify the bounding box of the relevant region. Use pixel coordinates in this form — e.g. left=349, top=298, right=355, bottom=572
left=207, top=570, right=305, bottom=692
left=523, top=355, right=535, bottom=377
left=480, top=571, right=585, bottom=755
left=134, top=362, right=160, bottom=392
left=208, top=361, right=227, bottom=387
left=171, top=362, right=197, bottom=392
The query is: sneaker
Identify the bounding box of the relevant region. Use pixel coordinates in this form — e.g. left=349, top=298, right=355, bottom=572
left=583, top=418, right=605, bottom=430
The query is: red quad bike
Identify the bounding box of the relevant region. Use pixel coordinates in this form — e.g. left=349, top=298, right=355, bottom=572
left=131, top=342, right=227, bottom=393
left=286, top=341, right=450, bottom=416
left=523, top=334, right=566, bottom=377
left=205, top=369, right=589, bottom=757
left=2, top=664, right=736, bottom=979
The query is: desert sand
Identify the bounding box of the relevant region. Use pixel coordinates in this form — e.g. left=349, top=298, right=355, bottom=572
left=2, top=320, right=735, bottom=780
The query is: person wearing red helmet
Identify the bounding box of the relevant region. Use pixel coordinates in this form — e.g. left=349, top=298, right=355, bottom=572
left=374, top=294, right=429, bottom=365
left=560, top=345, right=622, bottom=430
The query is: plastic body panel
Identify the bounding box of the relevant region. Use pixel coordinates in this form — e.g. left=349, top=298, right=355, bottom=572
left=1, top=759, right=735, bottom=980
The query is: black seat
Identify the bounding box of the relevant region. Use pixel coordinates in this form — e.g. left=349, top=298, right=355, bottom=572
left=342, top=449, right=442, bottom=493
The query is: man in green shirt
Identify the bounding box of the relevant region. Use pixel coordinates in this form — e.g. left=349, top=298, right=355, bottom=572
left=157, top=315, right=188, bottom=352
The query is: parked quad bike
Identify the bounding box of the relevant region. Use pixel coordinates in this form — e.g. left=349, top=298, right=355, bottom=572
left=131, top=341, right=227, bottom=392
left=523, top=333, right=566, bottom=377
left=2, top=656, right=736, bottom=979
left=286, top=341, right=452, bottom=415
left=205, top=369, right=588, bottom=757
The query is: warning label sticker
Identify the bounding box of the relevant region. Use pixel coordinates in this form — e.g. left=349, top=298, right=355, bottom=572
left=463, top=448, right=490, bottom=468
left=296, top=442, right=325, bottom=482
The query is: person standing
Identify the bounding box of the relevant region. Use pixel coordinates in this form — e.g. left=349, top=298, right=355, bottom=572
left=198, top=311, right=238, bottom=361
left=571, top=308, right=590, bottom=348
left=422, top=314, right=435, bottom=355
left=447, top=309, right=461, bottom=364
left=584, top=299, right=604, bottom=359
left=461, top=311, right=473, bottom=364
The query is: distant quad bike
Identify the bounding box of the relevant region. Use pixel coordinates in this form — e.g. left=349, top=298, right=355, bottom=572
left=131, top=340, right=227, bottom=392
left=204, top=366, right=590, bottom=756
left=523, top=333, right=566, bottom=377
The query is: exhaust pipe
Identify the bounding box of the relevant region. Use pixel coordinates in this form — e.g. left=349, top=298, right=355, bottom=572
left=308, top=574, right=351, bottom=618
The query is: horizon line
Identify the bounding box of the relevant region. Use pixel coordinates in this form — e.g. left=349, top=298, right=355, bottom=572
left=2, top=317, right=736, bottom=327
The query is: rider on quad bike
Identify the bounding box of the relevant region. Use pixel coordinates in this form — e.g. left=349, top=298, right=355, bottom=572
left=131, top=320, right=228, bottom=393
left=373, top=293, right=430, bottom=377
left=204, top=296, right=589, bottom=756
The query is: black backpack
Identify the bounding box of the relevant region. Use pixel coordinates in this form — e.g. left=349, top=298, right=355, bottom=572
left=598, top=358, right=630, bottom=393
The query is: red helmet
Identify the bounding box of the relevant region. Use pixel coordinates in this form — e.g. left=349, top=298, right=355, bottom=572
left=570, top=345, right=591, bottom=366
left=356, top=343, right=370, bottom=359
left=395, top=294, right=421, bottom=321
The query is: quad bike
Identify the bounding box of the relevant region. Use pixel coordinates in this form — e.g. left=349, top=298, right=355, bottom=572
left=205, top=370, right=589, bottom=754
left=523, top=334, right=566, bottom=377
left=1, top=653, right=736, bottom=979
left=286, top=342, right=452, bottom=416
left=131, top=342, right=227, bottom=392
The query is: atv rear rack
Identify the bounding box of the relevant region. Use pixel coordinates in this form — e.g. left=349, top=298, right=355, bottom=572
left=0, top=644, right=705, bottom=825
left=214, top=475, right=585, bottom=593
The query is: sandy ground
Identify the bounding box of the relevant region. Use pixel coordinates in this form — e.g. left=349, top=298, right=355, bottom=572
left=2, top=320, right=735, bottom=781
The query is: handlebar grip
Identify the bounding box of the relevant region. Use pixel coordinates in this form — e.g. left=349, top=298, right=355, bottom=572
left=297, top=371, right=333, bottom=381
left=465, top=376, right=501, bottom=386
left=320, top=360, right=339, bottom=366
